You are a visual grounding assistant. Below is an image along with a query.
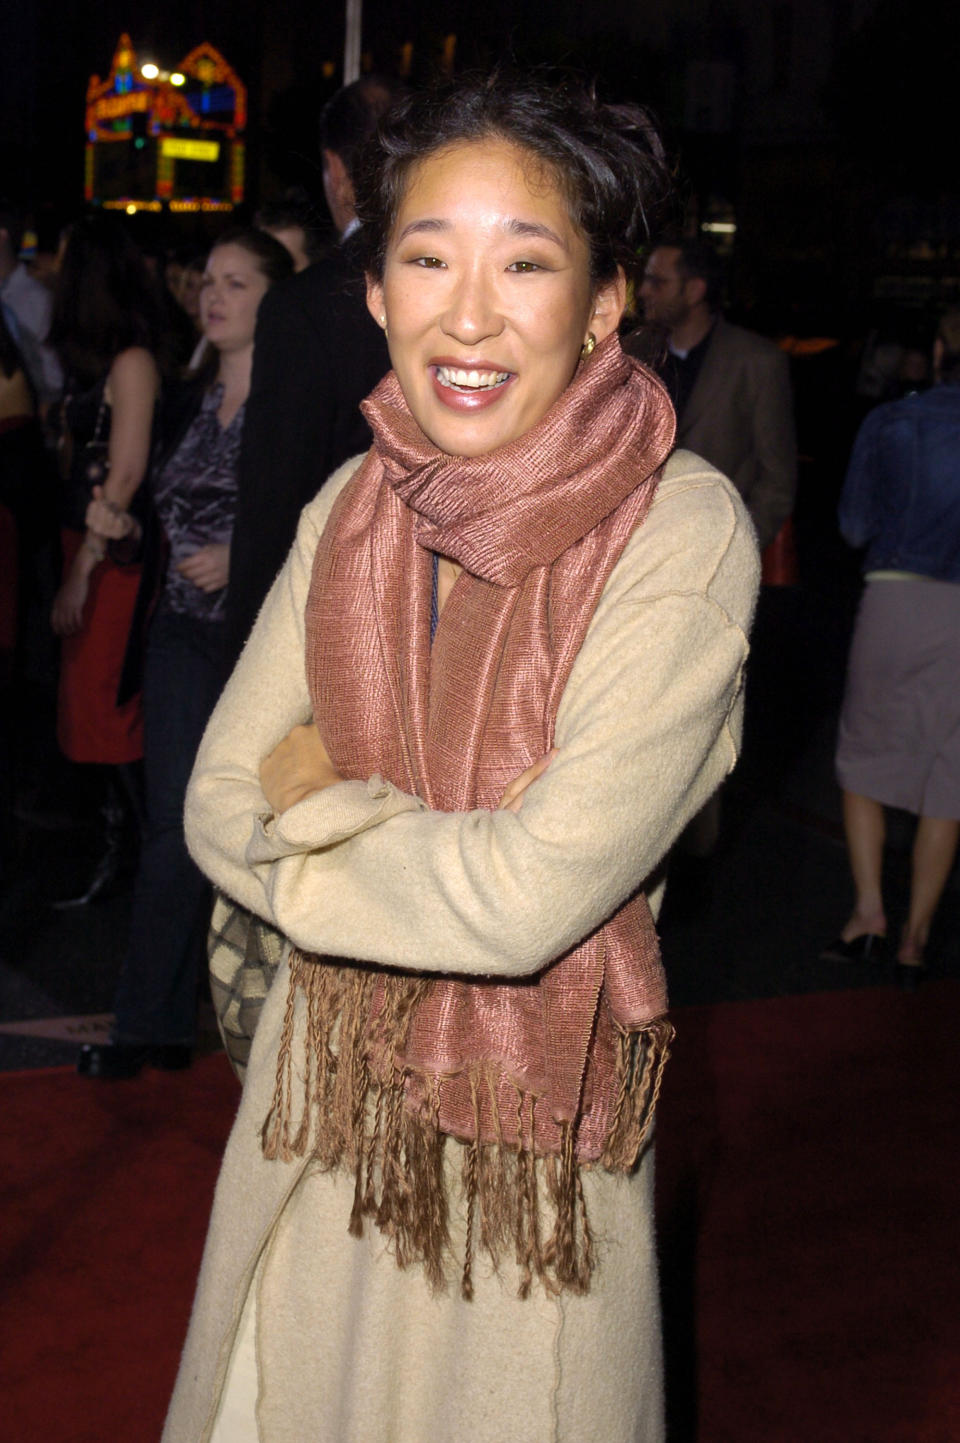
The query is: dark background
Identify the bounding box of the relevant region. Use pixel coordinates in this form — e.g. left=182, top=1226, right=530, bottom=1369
left=3, top=0, right=959, bottom=333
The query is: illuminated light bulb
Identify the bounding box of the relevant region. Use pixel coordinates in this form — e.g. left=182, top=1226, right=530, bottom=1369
left=126, top=204, right=137, bottom=215
left=170, top=72, right=186, bottom=86
left=141, top=63, right=159, bottom=80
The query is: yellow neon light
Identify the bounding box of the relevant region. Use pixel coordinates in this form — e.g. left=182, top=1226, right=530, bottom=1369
left=161, top=137, right=220, bottom=161
left=94, top=91, right=149, bottom=121
left=168, top=199, right=234, bottom=213
left=102, top=199, right=163, bottom=213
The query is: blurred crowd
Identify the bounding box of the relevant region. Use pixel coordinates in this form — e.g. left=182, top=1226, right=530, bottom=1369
left=1, top=75, right=957, bottom=1080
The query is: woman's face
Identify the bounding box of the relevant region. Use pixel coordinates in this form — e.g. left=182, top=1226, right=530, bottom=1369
left=367, top=138, right=625, bottom=457
left=200, top=244, right=271, bottom=353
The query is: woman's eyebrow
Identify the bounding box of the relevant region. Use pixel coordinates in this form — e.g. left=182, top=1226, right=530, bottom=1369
left=396, top=218, right=449, bottom=241
left=504, top=218, right=567, bottom=250
left=396, top=216, right=568, bottom=250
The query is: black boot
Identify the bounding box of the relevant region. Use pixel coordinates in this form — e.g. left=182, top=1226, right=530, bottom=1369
left=77, top=1040, right=192, bottom=1079
left=51, top=771, right=136, bottom=908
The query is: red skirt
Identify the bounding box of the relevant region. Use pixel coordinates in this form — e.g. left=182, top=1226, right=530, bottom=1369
left=57, top=528, right=144, bottom=764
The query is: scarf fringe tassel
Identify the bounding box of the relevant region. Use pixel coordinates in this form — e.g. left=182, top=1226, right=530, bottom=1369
left=261, top=952, right=674, bottom=1299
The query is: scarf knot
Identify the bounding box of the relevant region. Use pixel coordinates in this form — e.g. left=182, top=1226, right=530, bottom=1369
left=363, top=333, right=674, bottom=584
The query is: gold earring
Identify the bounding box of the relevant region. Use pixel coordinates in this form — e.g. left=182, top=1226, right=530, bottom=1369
left=379, top=314, right=388, bottom=334
left=580, top=332, right=597, bottom=360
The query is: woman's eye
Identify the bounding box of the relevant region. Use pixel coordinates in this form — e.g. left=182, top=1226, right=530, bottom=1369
left=507, top=260, right=541, bottom=273
left=412, top=256, right=445, bottom=268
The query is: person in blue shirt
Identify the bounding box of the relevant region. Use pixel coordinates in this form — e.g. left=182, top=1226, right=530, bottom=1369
left=823, top=309, right=960, bottom=987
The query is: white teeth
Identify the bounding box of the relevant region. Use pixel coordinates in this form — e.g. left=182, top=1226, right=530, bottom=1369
left=436, top=366, right=510, bottom=390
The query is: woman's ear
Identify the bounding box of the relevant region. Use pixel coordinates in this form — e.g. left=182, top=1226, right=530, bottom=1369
left=366, top=275, right=386, bottom=331
left=589, top=267, right=628, bottom=344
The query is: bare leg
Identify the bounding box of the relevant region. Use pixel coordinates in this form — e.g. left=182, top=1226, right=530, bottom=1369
left=840, top=790, right=887, bottom=940
left=899, top=815, right=960, bottom=964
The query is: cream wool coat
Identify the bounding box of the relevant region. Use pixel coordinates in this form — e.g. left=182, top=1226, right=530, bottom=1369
left=164, top=448, right=759, bottom=1443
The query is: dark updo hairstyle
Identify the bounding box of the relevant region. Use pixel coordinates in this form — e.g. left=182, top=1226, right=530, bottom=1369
left=51, top=214, right=164, bottom=385
left=209, top=226, right=295, bottom=287
left=353, top=71, right=673, bottom=288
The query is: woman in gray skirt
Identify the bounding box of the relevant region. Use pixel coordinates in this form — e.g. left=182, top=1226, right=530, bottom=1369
left=824, top=309, right=960, bottom=987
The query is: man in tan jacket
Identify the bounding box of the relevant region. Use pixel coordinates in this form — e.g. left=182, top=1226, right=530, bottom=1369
left=638, top=238, right=796, bottom=551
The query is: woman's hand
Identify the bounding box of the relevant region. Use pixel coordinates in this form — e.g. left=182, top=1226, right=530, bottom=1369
left=51, top=554, right=94, bottom=636
left=260, top=723, right=343, bottom=815
left=177, top=543, right=230, bottom=594
left=85, top=485, right=140, bottom=543
left=498, top=749, right=556, bottom=813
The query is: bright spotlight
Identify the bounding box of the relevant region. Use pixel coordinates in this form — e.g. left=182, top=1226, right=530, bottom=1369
left=126, top=204, right=137, bottom=215
left=141, top=63, right=160, bottom=80
left=170, top=72, right=186, bottom=86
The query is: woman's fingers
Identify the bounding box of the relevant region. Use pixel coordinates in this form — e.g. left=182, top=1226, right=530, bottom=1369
left=497, top=748, right=556, bottom=813
left=51, top=594, right=81, bottom=636
left=259, top=723, right=343, bottom=814
left=176, top=543, right=230, bottom=593
left=51, top=570, right=91, bottom=636
left=85, top=499, right=128, bottom=540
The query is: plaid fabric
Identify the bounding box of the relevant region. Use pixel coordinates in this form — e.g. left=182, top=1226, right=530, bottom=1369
left=207, top=890, right=286, bottom=1081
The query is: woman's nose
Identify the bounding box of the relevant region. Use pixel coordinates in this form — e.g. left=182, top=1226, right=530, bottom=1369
left=440, top=268, right=503, bottom=344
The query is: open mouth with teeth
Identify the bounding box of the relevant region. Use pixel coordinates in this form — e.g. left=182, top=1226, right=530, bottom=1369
left=434, top=365, right=512, bottom=392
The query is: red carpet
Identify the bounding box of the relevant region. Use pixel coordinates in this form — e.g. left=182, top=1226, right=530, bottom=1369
left=0, top=1053, right=239, bottom=1443
left=1, top=984, right=957, bottom=1442
left=656, top=981, right=960, bottom=1443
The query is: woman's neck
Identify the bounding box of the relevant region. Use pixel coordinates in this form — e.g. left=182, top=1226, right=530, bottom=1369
left=435, top=554, right=462, bottom=616
left=214, top=344, right=253, bottom=426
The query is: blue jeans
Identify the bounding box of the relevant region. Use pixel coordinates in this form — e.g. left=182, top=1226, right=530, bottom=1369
left=112, top=608, right=227, bottom=1045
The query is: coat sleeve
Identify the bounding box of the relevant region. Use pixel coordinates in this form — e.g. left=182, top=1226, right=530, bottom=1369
left=225, top=266, right=388, bottom=659
left=227, top=285, right=339, bottom=655
left=837, top=408, right=880, bottom=549
left=186, top=454, right=760, bottom=979
left=743, top=344, right=798, bottom=551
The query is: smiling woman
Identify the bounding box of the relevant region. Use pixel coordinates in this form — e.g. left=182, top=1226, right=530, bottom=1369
left=364, top=138, right=621, bottom=457
left=164, top=73, right=760, bottom=1443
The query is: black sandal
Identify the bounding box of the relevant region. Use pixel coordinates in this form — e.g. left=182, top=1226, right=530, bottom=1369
left=818, top=933, right=886, bottom=963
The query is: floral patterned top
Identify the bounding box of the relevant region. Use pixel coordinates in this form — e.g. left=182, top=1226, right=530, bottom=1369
left=153, top=383, right=243, bottom=621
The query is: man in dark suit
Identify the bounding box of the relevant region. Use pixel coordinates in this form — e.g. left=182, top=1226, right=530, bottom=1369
left=635, top=240, right=798, bottom=862
left=638, top=239, right=796, bottom=550
left=225, top=77, right=402, bottom=662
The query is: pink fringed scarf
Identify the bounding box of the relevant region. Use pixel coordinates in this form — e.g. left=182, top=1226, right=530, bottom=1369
left=263, top=335, right=677, bottom=1296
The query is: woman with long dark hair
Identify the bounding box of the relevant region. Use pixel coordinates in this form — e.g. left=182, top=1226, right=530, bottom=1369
left=49, top=214, right=162, bottom=898
left=165, top=76, right=759, bottom=1442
